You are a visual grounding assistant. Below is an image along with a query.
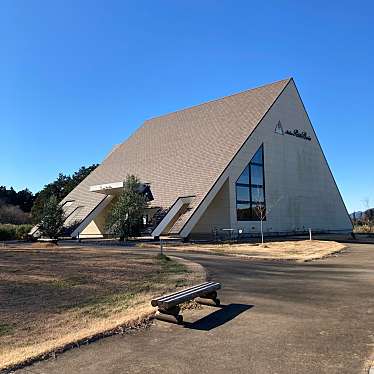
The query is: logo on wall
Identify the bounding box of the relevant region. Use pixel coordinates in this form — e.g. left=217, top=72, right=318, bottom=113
left=285, top=129, right=312, bottom=141
left=275, top=121, right=284, bottom=135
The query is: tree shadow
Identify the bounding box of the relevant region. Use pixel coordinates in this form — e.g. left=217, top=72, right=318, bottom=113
left=183, top=303, right=253, bottom=331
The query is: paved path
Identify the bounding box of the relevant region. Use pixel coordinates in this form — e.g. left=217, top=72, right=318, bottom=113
left=18, top=244, right=374, bottom=374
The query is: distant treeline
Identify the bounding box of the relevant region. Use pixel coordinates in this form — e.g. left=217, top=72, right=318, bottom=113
left=351, top=208, right=374, bottom=223
left=351, top=208, right=374, bottom=234
left=0, top=164, right=98, bottom=225
left=0, top=186, right=34, bottom=212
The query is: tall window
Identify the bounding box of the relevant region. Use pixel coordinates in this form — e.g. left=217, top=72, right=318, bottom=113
left=236, top=145, right=266, bottom=221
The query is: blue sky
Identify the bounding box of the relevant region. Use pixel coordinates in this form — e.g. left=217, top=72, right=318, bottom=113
left=1, top=0, right=373, bottom=213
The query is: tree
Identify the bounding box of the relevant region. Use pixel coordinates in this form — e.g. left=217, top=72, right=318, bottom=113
left=362, top=197, right=373, bottom=232
left=31, top=164, right=98, bottom=223
left=0, top=204, right=31, bottom=224
left=106, top=175, right=149, bottom=241
left=253, top=203, right=266, bottom=245
left=38, top=196, right=66, bottom=239
left=0, top=186, right=35, bottom=213
left=253, top=195, right=283, bottom=245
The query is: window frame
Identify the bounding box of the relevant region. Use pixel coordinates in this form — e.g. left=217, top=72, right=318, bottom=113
left=235, top=144, right=266, bottom=221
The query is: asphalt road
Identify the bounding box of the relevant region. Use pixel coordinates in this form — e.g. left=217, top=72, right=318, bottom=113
left=17, top=244, right=374, bottom=374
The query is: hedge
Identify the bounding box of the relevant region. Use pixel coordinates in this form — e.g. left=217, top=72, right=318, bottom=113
left=0, top=224, right=33, bottom=241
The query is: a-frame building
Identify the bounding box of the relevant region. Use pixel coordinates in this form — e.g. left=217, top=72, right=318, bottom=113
left=56, top=78, right=352, bottom=239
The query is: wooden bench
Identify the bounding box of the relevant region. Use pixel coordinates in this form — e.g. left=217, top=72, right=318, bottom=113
left=151, top=281, right=221, bottom=323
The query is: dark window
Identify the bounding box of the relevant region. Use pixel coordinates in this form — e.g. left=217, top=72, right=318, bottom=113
left=250, top=164, right=264, bottom=186
left=235, top=145, right=266, bottom=221
left=236, top=165, right=249, bottom=184
left=251, top=186, right=264, bottom=202
left=251, top=147, right=263, bottom=164
left=237, top=203, right=251, bottom=221
left=252, top=202, right=266, bottom=220
left=236, top=185, right=250, bottom=202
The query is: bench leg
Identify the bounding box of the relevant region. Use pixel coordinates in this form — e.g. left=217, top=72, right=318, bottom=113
left=196, top=291, right=220, bottom=306
left=155, top=306, right=183, bottom=324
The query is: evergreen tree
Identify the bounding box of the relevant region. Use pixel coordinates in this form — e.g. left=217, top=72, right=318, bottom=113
left=38, top=196, right=66, bottom=239
left=31, top=164, right=98, bottom=223
left=0, top=186, right=34, bottom=212
left=106, top=175, right=148, bottom=241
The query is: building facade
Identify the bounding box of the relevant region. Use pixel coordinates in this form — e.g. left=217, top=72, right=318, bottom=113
left=51, top=78, right=352, bottom=239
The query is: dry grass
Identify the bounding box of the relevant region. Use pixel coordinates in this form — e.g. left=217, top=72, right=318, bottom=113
left=0, top=245, right=203, bottom=371
left=354, top=224, right=374, bottom=234
left=30, top=241, right=59, bottom=249
left=141, top=240, right=346, bottom=262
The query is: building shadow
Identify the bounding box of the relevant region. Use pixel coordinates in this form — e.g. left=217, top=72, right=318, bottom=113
left=183, top=303, right=253, bottom=331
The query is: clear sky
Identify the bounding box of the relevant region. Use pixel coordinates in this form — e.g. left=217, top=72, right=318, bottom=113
left=1, top=0, right=373, bottom=213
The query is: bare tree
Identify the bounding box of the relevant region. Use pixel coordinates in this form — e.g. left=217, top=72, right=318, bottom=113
left=253, top=195, right=283, bottom=245
left=362, top=197, right=372, bottom=232
left=0, top=203, right=31, bottom=224
left=253, top=203, right=266, bottom=245
left=352, top=211, right=356, bottom=224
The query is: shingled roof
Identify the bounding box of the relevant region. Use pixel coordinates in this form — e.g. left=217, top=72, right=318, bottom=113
left=62, top=78, right=291, bottom=234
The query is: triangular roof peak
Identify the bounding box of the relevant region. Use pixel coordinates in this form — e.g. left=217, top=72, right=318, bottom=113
left=145, top=77, right=292, bottom=123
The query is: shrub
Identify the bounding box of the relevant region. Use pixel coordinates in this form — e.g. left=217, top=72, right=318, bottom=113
left=0, top=224, right=16, bottom=240
left=15, top=224, right=33, bottom=240
left=106, top=175, right=149, bottom=241
left=0, top=224, right=33, bottom=241
left=38, top=196, right=65, bottom=239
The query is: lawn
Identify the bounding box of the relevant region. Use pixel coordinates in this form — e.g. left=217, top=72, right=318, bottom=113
left=0, top=245, right=201, bottom=371
left=142, top=240, right=346, bottom=261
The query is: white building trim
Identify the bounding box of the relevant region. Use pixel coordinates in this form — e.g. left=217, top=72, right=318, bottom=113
left=71, top=195, right=114, bottom=238
left=152, top=196, right=194, bottom=237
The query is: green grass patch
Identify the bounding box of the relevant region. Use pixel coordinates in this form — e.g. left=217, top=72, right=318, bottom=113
left=174, top=278, right=189, bottom=287
left=161, top=259, right=187, bottom=274
left=156, top=254, right=188, bottom=275
left=0, top=323, right=14, bottom=336
left=46, top=275, right=88, bottom=289
left=71, top=292, right=136, bottom=318
left=155, top=253, right=171, bottom=261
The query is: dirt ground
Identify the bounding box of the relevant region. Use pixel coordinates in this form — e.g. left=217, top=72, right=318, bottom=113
left=0, top=245, right=202, bottom=371
left=140, top=240, right=346, bottom=261
left=15, top=243, right=374, bottom=374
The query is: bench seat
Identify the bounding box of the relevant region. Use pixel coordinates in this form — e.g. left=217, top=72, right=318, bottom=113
left=151, top=281, right=221, bottom=323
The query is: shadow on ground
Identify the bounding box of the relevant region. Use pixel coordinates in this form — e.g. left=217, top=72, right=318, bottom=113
left=183, top=303, right=253, bottom=331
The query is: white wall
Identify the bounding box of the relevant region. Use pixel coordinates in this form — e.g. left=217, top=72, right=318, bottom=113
left=185, top=80, right=352, bottom=237
left=190, top=180, right=231, bottom=236
left=228, top=80, right=352, bottom=234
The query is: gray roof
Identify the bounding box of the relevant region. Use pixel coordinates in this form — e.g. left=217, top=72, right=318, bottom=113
left=62, top=78, right=291, bottom=234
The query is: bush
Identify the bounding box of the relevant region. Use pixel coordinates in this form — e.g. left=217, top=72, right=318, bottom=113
left=0, top=224, right=16, bottom=240
left=38, top=196, right=65, bottom=239
left=0, top=224, right=33, bottom=241
left=106, top=175, right=149, bottom=241
left=15, top=224, right=34, bottom=240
